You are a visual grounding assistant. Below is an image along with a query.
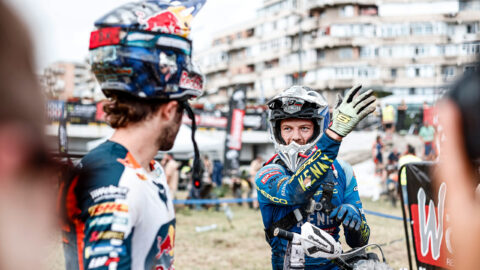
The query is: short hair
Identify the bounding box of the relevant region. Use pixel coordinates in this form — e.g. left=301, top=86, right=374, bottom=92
left=407, top=144, right=415, bottom=155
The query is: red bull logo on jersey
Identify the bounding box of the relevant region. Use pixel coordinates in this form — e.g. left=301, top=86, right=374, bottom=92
left=156, top=225, right=175, bottom=259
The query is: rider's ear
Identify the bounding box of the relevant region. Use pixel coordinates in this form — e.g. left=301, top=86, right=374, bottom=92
left=159, top=100, right=180, bottom=121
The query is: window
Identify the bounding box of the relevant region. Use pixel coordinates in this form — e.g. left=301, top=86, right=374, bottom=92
left=442, top=66, right=456, bottom=77
left=340, top=5, right=355, bottom=17
left=391, top=68, right=397, bottom=78
left=339, top=48, right=353, bottom=59
left=464, top=65, right=477, bottom=74
left=415, top=68, right=420, bottom=77
left=316, top=50, right=325, bottom=61
left=466, top=22, right=479, bottom=34
left=462, top=43, right=480, bottom=55
left=359, top=6, right=378, bottom=16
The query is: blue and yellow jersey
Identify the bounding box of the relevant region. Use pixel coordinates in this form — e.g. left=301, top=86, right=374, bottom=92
left=256, top=135, right=369, bottom=269
left=60, top=141, right=175, bottom=270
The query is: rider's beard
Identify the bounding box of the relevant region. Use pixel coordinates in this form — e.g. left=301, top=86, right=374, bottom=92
left=157, top=109, right=182, bottom=151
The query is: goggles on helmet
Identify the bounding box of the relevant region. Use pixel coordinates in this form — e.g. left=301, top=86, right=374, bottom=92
left=267, top=86, right=330, bottom=172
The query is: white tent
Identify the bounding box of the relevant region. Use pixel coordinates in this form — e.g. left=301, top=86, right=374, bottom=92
left=86, top=125, right=223, bottom=157
left=167, top=124, right=223, bottom=154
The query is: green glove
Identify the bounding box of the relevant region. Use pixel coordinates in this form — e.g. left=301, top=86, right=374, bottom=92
left=329, top=85, right=376, bottom=137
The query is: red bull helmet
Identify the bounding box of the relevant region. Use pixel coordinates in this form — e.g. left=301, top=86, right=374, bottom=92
left=89, top=0, right=206, bottom=100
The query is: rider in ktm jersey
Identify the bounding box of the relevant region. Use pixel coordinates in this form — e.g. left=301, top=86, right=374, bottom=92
left=59, top=1, right=206, bottom=269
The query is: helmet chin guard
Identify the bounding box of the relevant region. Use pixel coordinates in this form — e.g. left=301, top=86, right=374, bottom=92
left=276, top=138, right=318, bottom=173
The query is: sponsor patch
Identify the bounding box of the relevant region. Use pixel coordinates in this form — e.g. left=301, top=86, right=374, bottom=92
left=87, top=256, right=119, bottom=269
left=156, top=225, right=175, bottom=259
left=88, top=202, right=128, bottom=216
left=90, top=185, right=129, bottom=202
left=282, top=98, right=304, bottom=114
left=85, top=244, right=126, bottom=259
left=88, top=256, right=108, bottom=269
left=89, top=216, right=129, bottom=228
left=261, top=171, right=281, bottom=184
left=179, top=70, right=203, bottom=91
left=90, top=231, right=125, bottom=242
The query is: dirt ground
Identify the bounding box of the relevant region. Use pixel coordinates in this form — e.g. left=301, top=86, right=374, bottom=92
left=48, top=196, right=414, bottom=270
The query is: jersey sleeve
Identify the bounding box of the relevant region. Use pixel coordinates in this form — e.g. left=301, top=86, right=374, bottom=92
left=256, top=134, right=341, bottom=205
left=78, top=164, right=139, bottom=270
left=338, top=159, right=370, bottom=248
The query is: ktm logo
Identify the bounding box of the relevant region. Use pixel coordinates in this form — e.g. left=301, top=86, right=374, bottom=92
left=88, top=202, right=128, bottom=216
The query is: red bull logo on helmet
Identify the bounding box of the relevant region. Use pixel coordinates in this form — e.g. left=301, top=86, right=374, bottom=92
left=136, top=5, right=194, bottom=38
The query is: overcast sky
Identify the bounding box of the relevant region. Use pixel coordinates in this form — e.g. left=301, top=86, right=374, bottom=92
left=4, top=0, right=261, bottom=71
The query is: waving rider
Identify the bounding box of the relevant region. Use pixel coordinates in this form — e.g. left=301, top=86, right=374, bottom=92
left=256, top=85, right=375, bottom=269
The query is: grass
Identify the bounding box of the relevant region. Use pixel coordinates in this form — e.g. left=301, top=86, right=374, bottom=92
left=48, top=196, right=414, bottom=269
left=174, top=195, right=413, bottom=270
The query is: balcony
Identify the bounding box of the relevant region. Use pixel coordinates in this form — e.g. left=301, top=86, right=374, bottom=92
left=206, top=76, right=230, bottom=89
left=307, top=0, right=377, bottom=9
left=229, top=37, right=258, bottom=51
left=202, top=62, right=229, bottom=75
left=231, top=73, right=257, bottom=85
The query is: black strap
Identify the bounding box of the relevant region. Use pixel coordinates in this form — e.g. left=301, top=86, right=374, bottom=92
left=183, top=102, right=203, bottom=187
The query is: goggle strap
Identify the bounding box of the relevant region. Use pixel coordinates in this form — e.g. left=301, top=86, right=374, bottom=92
left=183, top=102, right=202, bottom=183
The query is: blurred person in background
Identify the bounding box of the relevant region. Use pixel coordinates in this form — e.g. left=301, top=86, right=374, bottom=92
left=419, top=120, right=436, bottom=161
left=59, top=1, right=206, bottom=269
left=249, top=156, right=263, bottom=209
left=256, top=85, right=375, bottom=269
left=382, top=103, right=395, bottom=142
left=231, top=170, right=243, bottom=206
left=384, top=148, right=400, bottom=207
left=161, top=153, right=180, bottom=198
left=387, top=147, right=400, bottom=166
left=396, top=99, right=408, bottom=134
left=211, top=157, right=223, bottom=187
left=398, top=144, right=421, bottom=204
left=371, top=135, right=384, bottom=175
left=202, top=154, right=213, bottom=184
left=435, top=63, right=480, bottom=269
left=0, top=2, right=58, bottom=269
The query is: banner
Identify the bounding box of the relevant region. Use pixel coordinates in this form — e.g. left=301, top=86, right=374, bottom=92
left=404, top=163, right=453, bottom=269
left=223, top=87, right=246, bottom=175
left=47, top=100, right=65, bottom=121
left=67, top=103, right=97, bottom=124
left=181, top=111, right=267, bottom=130
left=58, top=103, right=68, bottom=155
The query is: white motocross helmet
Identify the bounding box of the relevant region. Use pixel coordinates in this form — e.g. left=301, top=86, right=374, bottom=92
left=267, top=85, right=330, bottom=173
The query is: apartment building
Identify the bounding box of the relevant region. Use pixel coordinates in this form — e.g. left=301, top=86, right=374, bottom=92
left=40, top=61, right=100, bottom=101
left=195, top=0, right=480, bottom=105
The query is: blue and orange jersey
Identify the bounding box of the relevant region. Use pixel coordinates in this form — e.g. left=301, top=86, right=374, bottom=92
left=59, top=141, right=175, bottom=270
